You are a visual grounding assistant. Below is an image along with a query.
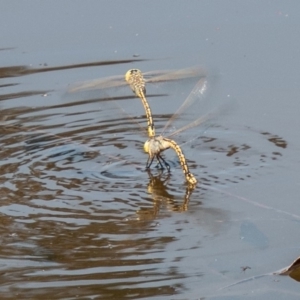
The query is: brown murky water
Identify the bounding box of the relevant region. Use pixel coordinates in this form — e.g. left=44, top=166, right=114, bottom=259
left=1, top=1, right=300, bottom=299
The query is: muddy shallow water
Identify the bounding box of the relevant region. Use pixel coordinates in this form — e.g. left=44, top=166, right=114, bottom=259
left=0, top=1, right=300, bottom=299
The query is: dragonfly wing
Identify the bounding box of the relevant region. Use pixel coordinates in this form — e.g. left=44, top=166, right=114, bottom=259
left=69, top=66, right=207, bottom=93
left=162, top=77, right=208, bottom=134
left=167, top=109, right=217, bottom=139
left=145, top=67, right=207, bottom=84
left=69, top=75, right=126, bottom=93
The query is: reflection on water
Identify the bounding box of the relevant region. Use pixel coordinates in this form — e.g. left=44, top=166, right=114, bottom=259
left=136, top=171, right=195, bottom=220
left=0, top=57, right=290, bottom=299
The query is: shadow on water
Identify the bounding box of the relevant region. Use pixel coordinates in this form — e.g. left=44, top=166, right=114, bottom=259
left=0, top=58, right=146, bottom=78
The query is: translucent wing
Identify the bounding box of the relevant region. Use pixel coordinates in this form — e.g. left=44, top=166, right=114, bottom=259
left=143, top=66, right=207, bottom=83
left=161, top=77, right=208, bottom=135
left=69, top=66, right=207, bottom=93
left=167, top=108, right=220, bottom=139
left=69, top=74, right=126, bottom=93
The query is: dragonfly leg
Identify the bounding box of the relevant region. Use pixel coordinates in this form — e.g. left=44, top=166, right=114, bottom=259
left=146, top=155, right=155, bottom=169
left=157, top=154, right=170, bottom=171
left=155, top=155, right=165, bottom=169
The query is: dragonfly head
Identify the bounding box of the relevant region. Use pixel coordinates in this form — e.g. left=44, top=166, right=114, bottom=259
left=144, top=138, right=160, bottom=156
left=144, top=139, right=150, bottom=154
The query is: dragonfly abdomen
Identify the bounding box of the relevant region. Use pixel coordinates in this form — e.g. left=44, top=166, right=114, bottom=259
left=163, top=138, right=197, bottom=185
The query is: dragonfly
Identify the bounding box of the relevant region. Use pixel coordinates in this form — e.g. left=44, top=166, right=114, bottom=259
left=124, top=69, right=216, bottom=187
left=69, top=66, right=207, bottom=138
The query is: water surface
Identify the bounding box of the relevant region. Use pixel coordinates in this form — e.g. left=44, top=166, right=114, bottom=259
left=0, top=1, right=300, bottom=299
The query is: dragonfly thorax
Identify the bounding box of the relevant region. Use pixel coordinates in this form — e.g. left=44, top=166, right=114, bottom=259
left=144, top=136, right=170, bottom=157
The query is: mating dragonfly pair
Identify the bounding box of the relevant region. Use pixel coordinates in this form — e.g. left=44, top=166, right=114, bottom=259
left=72, top=66, right=211, bottom=187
